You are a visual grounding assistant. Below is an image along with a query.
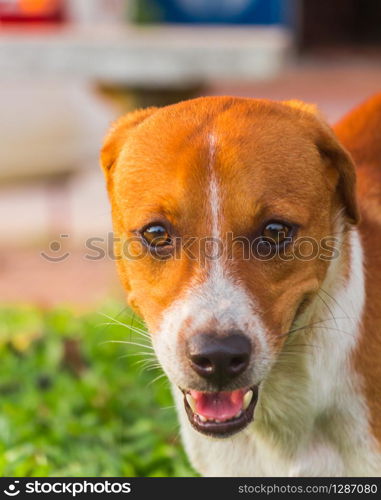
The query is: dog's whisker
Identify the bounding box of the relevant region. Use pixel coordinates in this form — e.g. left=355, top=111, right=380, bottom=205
left=98, top=321, right=150, bottom=337
left=99, top=320, right=151, bottom=340
left=147, top=373, right=168, bottom=388
left=278, top=317, right=357, bottom=339
left=132, top=357, right=160, bottom=368
left=160, top=405, right=177, bottom=411
left=119, top=353, right=157, bottom=364
left=290, top=344, right=317, bottom=350
left=316, top=291, right=339, bottom=329
left=319, top=287, right=355, bottom=326
left=145, top=365, right=162, bottom=372
left=132, top=356, right=158, bottom=364
left=100, top=340, right=154, bottom=350
left=280, top=346, right=317, bottom=354
left=118, top=352, right=155, bottom=361
left=98, top=312, right=150, bottom=336
left=125, top=326, right=151, bottom=339
left=308, top=325, right=355, bottom=337
left=137, top=364, right=161, bottom=377
left=275, top=353, right=313, bottom=361
left=278, top=318, right=337, bottom=338
left=99, top=321, right=149, bottom=335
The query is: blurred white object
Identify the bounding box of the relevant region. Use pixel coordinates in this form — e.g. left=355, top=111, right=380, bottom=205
left=66, top=0, right=126, bottom=25
left=0, top=78, right=115, bottom=244
left=0, top=25, right=292, bottom=85
left=0, top=79, right=114, bottom=181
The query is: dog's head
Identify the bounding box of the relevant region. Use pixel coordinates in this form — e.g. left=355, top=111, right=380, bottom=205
left=101, top=97, right=358, bottom=437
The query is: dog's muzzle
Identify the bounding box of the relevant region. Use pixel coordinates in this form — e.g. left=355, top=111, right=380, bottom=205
left=181, top=331, right=258, bottom=437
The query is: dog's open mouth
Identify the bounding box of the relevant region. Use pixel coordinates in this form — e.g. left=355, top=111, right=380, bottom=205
left=182, top=386, right=258, bottom=437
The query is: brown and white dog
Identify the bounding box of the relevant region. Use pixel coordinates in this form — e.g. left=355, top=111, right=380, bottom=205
left=101, top=94, right=381, bottom=476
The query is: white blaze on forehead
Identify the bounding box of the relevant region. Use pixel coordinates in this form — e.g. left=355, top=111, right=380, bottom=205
left=208, top=132, right=220, bottom=242
left=152, top=130, right=270, bottom=388
left=209, top=174, right=220, bottom=241
left=207, top=133, right=225, bottom=284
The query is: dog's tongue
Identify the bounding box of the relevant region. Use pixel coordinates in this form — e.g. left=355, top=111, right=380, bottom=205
left=190, top=389, right=245, bottom=420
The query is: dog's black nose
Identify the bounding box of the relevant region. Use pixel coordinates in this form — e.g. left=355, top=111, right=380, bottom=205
left=186, top=332, right=251, bottom=386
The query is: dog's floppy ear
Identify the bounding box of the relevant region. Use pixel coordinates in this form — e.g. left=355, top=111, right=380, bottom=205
left=283, top=100, right=359, bottom=225
left=314, top=121, right=359, bottom=224
left=100, top=106, right=158, bottom=175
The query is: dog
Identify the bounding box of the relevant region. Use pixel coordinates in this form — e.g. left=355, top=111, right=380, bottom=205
left=101, top=94, right=381, bottom=476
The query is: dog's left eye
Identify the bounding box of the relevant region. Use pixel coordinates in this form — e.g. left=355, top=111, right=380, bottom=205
left=261, top=221, right=292, bottom=246
left=141, top=224, right=171, bottom=247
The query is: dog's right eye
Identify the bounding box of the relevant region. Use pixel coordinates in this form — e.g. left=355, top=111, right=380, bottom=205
left=261, top=221, right=292, bottom=245
left=141, top=224, right=171, bottom=247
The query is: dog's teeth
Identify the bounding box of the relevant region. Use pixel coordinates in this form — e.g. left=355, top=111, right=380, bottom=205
left=198, top=414, right=207, bottom=422
left=243, top=390, right=253, bottom=410
left=186, top=394, right=196, bottom=412
left=236, top=410, right=242, bottom=418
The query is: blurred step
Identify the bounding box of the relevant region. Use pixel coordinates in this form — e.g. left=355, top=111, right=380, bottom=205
left=0, top=25, right=292, bottom=85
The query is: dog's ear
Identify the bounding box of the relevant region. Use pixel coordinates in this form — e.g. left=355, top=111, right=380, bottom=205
left=283, top=100, right=359, bottom=225
left=100, top=107, right=158, bottom=175
left=314, top=121, right=359, bottom=224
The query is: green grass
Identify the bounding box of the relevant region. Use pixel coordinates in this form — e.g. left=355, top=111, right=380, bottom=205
left=0, top=303, right=194, bottom=477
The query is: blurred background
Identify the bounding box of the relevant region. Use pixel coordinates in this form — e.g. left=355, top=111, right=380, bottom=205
left=0, top=0, right=380, bottom=476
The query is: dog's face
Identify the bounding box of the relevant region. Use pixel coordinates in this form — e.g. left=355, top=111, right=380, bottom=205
left=102, top=97, right=357, bottom=438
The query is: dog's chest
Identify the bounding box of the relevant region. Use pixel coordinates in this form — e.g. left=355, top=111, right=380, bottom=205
left=181, top=423, right=292, bottom=476
left=179, top=412, right=378, bottom=477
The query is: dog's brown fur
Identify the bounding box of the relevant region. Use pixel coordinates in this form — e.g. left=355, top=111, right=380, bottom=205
left=335, top=94, right=381, bottom=444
